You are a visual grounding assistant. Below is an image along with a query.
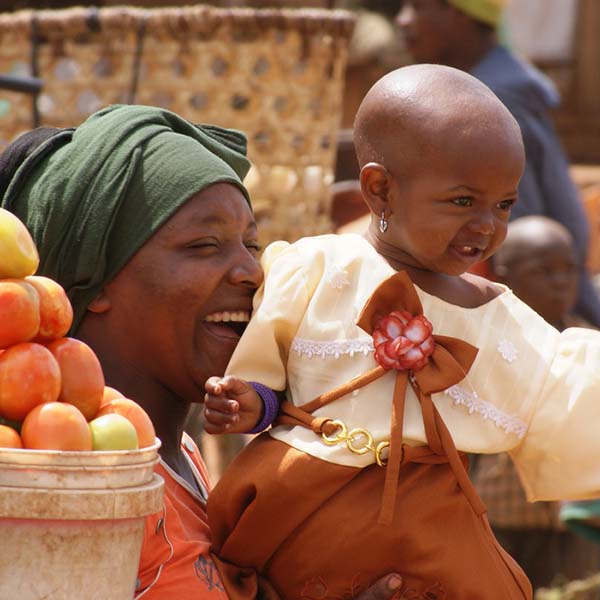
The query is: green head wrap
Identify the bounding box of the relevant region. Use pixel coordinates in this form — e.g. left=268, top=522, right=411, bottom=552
left=1, top=104, right=251, bottom=332
left=447, top=0, right=506, bottom=27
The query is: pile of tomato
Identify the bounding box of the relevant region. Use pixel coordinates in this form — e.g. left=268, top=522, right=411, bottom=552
left=0, top=208, right=155, bottom=451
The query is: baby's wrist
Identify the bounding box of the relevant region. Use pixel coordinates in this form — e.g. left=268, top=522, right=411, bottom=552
left=247, top=382, right=280, bottom=434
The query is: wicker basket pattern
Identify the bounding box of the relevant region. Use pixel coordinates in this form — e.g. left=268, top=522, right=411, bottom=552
left=0, top=6, right=355, bottom=244
left=0, top=11, right=38, bottom=145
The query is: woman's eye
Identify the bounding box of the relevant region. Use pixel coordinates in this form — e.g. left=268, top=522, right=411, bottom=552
left=452, top=197, right=472, bottom=207
left=497, top=199, right=515, bottom=211
left=186, top=240, right=219, bottom=249
left=245, top=242, right=262, bottom=253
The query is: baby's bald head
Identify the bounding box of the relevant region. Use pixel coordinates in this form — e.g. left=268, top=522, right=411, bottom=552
left=354, top=64, right=526, bottom=279
left=353, top=64, right=523, bottom=174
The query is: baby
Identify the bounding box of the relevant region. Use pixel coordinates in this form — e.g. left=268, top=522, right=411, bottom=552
left=204, top=64, right=600, bottom=600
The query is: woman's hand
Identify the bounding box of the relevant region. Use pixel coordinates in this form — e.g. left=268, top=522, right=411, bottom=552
left=204, top=375, right=264, bottom=434
left=357, top=574, right=403, bottom=600
left=257, top=574, right=403, bottom=600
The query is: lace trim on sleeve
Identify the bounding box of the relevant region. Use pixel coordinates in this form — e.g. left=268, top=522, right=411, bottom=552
left=444, top=384, right=526, bottom=439
left=291, top=337, right=374, bottom=359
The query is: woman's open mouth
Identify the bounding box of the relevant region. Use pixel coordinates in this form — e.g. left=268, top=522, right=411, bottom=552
left=203, top=311, right=250, bottom=339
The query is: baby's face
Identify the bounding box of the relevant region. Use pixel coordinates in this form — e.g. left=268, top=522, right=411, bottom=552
left=382, top=125, right=523, bottom=276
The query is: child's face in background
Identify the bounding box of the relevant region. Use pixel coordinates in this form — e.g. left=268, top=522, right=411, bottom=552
left=496, top=236, right=579, bottom=327
left=382, top=124, right=523, bottom=276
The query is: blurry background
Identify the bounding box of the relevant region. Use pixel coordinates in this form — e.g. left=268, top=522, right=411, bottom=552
left=1, top=0, right=599, bottom=163
left=1, top=0, right=600, bottom=486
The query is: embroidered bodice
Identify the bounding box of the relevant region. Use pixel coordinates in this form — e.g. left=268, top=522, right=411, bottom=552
left=226, top=234, right=600, bottom=502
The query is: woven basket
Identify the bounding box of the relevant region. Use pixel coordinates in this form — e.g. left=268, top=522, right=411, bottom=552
left=0, top=5, right=355, bottom=244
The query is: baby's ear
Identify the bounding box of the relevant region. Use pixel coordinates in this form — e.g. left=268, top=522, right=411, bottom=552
left=359, top=162, right=392, bottom=215
left=87, top=290, right=111, bottom=314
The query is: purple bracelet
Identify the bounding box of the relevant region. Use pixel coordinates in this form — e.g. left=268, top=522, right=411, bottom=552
left=247, top=382, right=280, bottom=434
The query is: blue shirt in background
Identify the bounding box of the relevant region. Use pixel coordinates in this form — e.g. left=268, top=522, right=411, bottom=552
left=472, top=45, right=600, bottom=327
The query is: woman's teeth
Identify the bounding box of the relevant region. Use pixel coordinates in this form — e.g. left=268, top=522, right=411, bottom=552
left=204, top=311, right=251, bottom=337
left=204, top=311, right=250, bottom=323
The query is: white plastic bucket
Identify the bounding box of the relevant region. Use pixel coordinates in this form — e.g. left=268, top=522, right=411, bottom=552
left=0, top=439, right=164, bottom=600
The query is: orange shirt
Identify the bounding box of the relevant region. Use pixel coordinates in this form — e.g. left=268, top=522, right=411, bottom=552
left=136, top=433, right=228, bottom=599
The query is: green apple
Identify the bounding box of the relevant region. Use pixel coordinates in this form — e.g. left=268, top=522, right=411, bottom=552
left=0, top=208, right=39, bottom=279
left=89, top=413, right=139, bottom=451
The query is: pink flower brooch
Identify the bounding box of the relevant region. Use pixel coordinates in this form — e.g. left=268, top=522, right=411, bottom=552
left=372, top=311, right=435, bottom=372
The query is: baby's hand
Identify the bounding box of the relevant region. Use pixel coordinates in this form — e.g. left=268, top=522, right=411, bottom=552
left=204, top=376, right=264, bottom=435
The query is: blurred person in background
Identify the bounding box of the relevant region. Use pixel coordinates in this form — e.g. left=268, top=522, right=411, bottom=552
left=396, top=0, right=600, bottom=328
left=471, top=215, right=600, bottom=591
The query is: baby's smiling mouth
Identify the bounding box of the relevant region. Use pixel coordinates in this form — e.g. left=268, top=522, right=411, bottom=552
left=450, top=236, right=490, bottom=258
left=204, top=311, right=250, bottom=337
left=453, top=245, right=482, bottom=257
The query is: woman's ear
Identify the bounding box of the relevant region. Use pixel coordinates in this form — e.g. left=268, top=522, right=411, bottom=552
left=87, top=290, right=111, bottom=314
left=359, top=162, right=392, bottom=217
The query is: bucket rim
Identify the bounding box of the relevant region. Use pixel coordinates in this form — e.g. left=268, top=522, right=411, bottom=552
left=0, top=438, right=161, bottom=467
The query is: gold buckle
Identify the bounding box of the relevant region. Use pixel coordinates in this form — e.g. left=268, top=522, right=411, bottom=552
left=375, top=441, right=390, bottom=467
left=321, top=419, right=348, bottom=445
left=321, top=419, right=389, bottom=466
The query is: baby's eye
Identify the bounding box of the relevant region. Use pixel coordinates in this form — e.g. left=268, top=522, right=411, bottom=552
left=452, top=197, right=472, bottom=207
left=497, top=199, right=515, bottom=211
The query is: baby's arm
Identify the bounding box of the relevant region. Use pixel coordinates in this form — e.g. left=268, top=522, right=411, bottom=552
left=204, top=376, right=278, bottom=435
left=205, top=241, right=319, bottom=436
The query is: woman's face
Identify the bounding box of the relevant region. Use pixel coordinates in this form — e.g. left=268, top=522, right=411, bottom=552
left=102, top=182, right=263, bottom=404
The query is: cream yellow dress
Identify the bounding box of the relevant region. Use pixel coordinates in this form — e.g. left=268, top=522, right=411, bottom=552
left=226, top=233, right=600, bottom=503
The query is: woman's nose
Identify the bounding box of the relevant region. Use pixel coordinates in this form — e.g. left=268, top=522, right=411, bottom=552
left=229, top=250, right=264, bottom=289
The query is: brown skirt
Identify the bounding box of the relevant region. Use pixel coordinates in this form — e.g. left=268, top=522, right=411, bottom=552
left=208, top=433, right=532, bottom=600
